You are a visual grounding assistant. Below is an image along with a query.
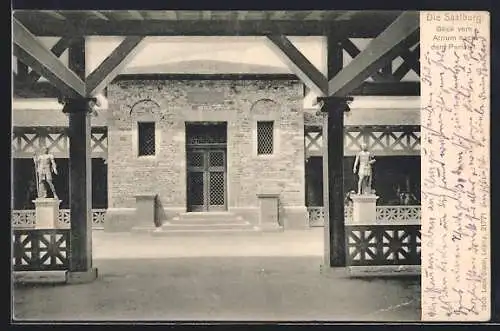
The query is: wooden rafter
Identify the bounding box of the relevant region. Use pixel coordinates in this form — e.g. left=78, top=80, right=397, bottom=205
left=393, top=45, right=420, bottom=80
left=25, top=37, right=73, bottom=84
left=340, top=39, right=395, bottom=83
left=125, top=11, right=144, bottom=20
left=85, top=36, right=145, bottom=96
left=15, top=16, right=396, bottom=38
left=267, top=35, right=328, bottom=96
left=90, top=11, right=110, bottom=20
left=327, top=11, right=419, bottom=97
left=13, top=18, right=85, bottom=98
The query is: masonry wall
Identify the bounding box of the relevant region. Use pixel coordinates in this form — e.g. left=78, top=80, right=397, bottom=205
left=105, top=78, right=306, bottom=230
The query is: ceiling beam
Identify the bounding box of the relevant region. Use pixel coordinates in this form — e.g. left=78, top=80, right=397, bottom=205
left=126, top=10, right=144, bottom=20
left=13, top=17, right=85, bottom=98
left=90, top=11, right=110, bottom=20
left=85, top=36, right=145, bottom=96
left=266, top=35, right=327, bottom=96
left=15, top=17, right=396, bottom=37
left=327, top=11, right=419, bottom=97
left=201, top=11, right=212, bottom=20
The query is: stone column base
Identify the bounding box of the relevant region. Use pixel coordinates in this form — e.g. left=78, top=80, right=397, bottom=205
left=65, top=268, right=98, bottom=284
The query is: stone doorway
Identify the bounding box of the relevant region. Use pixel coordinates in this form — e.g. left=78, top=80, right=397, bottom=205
left=185, top=122, right=227, bottom=212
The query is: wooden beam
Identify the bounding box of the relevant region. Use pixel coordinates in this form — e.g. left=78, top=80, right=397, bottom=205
left=26, top=37, right=73, bottom=84
left=16, top=17, right=397, bottom=38
left=126, top=10, right=144, bottom=20
left=393, top=45, right=420, bottom=80
left=351, top=81, right=420, bottom=96
left=340, top=39, right=395, bottom=83
left=267, top=35, right=327, bottom=96
left=86, top=36, right=144, bottom=96
left=201, top=11, right=212, bottom=20
left=327, top=11, right=419, bottom=97
left=12, top=18, right=85, bottom=98
left=90, top=11, right=110, bottom=20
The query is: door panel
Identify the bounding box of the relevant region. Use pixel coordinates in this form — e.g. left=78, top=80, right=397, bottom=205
left=187, top=171, right=205, bottom=212
left=187, top=148, right=226, bottom=212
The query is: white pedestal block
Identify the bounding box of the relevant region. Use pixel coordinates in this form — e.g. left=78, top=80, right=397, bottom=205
left=33, top=198, right=61, bottom=229
left=350, top=194, right=378, bottom=224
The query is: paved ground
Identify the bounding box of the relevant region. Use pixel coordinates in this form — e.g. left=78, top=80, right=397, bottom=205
left=12, top=229, right=421, bottom=322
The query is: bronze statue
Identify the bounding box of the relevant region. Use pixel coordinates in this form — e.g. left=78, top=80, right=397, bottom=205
left=353, top=143, right=376, bottom=195
left=33, top=148, right=58, bottom=199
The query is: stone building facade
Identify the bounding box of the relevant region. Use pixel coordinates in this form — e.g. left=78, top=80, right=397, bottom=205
left=11, top=73, right=421, bottom=232
left=104, top=75, right=307, bottom=231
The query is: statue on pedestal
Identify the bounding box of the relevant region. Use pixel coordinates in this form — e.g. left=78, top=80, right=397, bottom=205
left=353, top=143, right=376, bottom=195
left=33, top=148, right=58, bottom=199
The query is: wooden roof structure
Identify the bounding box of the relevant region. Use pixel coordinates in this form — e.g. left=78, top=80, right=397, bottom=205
left=13, top=10, right=419, bottom=99
left=12, top=10, right=420, bottom=273
left=14, top=10, right=404, bottom=37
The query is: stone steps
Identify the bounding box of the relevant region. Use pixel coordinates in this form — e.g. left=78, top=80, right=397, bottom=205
left=161, top=222, right=255, bottom=231
left=151, top=227, right=262, bottom=237
left=156, top=212, right=259, bottom=235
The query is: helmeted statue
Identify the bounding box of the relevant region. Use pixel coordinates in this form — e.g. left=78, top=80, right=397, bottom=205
left=33, top=148, right=58, bottom=199
left=353, top=143, right=376, bottom=195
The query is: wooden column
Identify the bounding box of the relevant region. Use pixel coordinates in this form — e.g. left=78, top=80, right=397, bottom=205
left=65, top=36, right=97, bottom=282
left=321, top=33, right=347, bottom=267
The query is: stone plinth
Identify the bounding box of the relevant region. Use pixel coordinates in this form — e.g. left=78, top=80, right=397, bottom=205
left=33, top=198, right=61, bottom=229
left=133, top=194, right=157, bottom=230
left=350, top=194, right=379, bottom=225
left=257, top=193, right=283, bottom=232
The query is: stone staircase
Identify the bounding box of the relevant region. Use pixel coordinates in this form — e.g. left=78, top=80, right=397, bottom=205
left=152, top=212, right=260, bottom=236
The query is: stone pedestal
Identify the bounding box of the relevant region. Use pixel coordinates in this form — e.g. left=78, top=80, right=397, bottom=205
left=133, top=194, right=157, bottom=230
left=350, top=194, right=379, bottom=224
left=33, top=198, right=61, bottom=229
left=257, top=193, right=283, bottom=232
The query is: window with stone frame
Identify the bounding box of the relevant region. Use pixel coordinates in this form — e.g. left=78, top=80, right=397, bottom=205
left=257, top=121, right=274, bottom=155
left=138, top=122, right=156, bottom=156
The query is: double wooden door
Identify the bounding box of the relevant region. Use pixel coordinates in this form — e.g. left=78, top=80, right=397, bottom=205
left=186, top=148, right=227, bottom=212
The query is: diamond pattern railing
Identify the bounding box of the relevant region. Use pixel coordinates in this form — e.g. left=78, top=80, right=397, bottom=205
left=307, top=205, right=420, bottom=226
left=11, top=209, right=107, bottom=229
left=346, top=225, right=421, bottom=266
left=12, top=229, right=71, bottom=271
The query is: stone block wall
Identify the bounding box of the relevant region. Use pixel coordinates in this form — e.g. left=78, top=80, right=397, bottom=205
left=105, top=78, right=307, bottom=230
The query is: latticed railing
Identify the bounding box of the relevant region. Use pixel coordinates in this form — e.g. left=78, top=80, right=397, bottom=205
left=307, top=205, right=420, bottom=226
left=308, top=207, right=324, bottom=227
left=375, top=206, right=421, bottom=223
left=307, top=205, right=353, bottom=227
left=13, top=229, right=71, bottom=271
left=11, top=209, right=107, bottom=229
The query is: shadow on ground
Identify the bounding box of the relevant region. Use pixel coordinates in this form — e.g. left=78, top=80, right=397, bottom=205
left=13, top=256, right=421, bottom=322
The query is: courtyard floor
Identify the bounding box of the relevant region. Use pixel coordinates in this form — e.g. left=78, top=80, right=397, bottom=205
left=12, top=228, right=421, bottom=322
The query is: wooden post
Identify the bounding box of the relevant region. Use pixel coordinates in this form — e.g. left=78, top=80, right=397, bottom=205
left=321, top=32, right=347, bottom=267
left=65, top=36, right=97, bottom=283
